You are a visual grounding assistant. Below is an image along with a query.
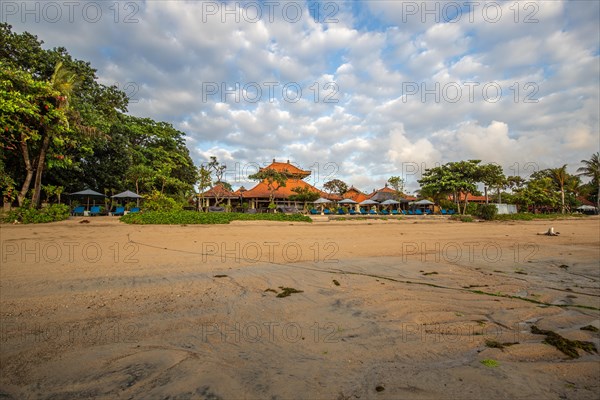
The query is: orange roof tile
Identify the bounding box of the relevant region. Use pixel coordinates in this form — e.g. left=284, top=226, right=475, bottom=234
left=449, top=192, right=487, bottom=202
left=343, top=187, right=369, bottom=203
left=200, top=183, right=236, bottom=198
left=260, top=160, right=310, bottom=177
left=242, top=178, right=328, bottom=199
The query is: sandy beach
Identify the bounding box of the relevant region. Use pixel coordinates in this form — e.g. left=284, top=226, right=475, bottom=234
left=1, top=216, right=599, bottom=399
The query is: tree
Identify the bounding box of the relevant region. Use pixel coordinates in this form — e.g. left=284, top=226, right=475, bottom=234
left=479, top=164, right=504, bottom=204
left=323, top=179, right=348, bottom=196
left=540, top=165, right=569, bottom=214
left=196, top=165, right=212, bottom=211
left=248, top=168, right=288, bottom=205
left=577, top=152, right=600, bottom=211
left=206, top=156, right=228, bottom=206
left=419, top=160, right=483, bottom=214
left=288, top=186, right=320, bottom=210
left=387, top=176, right=405, bottom=200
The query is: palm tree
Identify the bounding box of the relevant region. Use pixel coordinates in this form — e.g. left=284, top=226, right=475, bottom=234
left=577, top=152, right=600, bottom=211
left=31, top=62, right=79, bottom=206
left=546, top=165, right=568, bottom=214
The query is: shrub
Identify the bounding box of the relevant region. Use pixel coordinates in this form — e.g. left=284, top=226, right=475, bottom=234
left=120, top=211, right=312, bottom=225
left=4, top=204, right=70, bottom=224
left=476, top=204, right=498, bottom=220
left=143, top=191, right=181, bottom=211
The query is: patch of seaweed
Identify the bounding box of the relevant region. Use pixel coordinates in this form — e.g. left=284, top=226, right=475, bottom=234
left=264, top=288, right=278, bottom=294
left=333, top=279, right=340, bottom=286
left=530, top=325, right=598, bottom=358
left=484, top=339, right=519, bottom=350
left=580, top=325, right=599, bottom=333
left=422, top=272, right=438, bottom=276
left=276, top=286, right=304, bottom=298
left=213, top=275, right=228, bottom=278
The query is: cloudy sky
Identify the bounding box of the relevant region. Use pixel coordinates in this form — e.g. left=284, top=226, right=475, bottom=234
left=4, top=0, right=599, bottom=193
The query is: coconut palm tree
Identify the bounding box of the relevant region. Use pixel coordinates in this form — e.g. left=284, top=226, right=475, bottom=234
left=577, top=152, right=600, bottom=211
left=545, top=165, right=568, bottom=214
left=30, top=62, right=79, bottom=206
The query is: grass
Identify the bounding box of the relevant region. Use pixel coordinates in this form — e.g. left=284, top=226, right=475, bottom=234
left=494, top=213, right=587, bottom=221
left=120, top=211, right=312, bottom=225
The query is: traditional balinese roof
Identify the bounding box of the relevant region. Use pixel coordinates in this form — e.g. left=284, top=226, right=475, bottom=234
left=242, top=178, right=328, bottom=199
left=449, top=192, right=487, bottom=202
left=368, top=185, right=401, bottom=202
left=259, top=159, right=311, bottom=178
left=342, top=186, right=369, bottom=203
left=200, top=183, right=236, bottom=198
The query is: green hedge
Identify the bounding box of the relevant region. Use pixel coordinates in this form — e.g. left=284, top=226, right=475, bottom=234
left=4, top=204, right=70, bottom=224
left=120, top=211, right=312, bottom=225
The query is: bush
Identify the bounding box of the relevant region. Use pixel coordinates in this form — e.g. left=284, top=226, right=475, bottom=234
left=143, top=191, right=181, bottom=212
left=120, top=211, right=312, bottom=225
left=4, top=204, right=70, bottom=224
left=450, top=215, right=474, bottom=222
left=476, top=204, right=498, bottom=220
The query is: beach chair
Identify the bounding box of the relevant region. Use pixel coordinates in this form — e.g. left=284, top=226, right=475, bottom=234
left=72, top=206, right=85, bottom=216
left=408, top=210, right=414, bottom=215
left=360, top=208, right=367, bottom=215
left=113, top=206, right=125, bottom=216
left=425, top=209, right=432, bottom=215
left=349, top=209, right=357, bottom=215
left=448, top=209, right=456, bottom=215
left=391, top=209, right=399, bottom=215
left=401, top=210, right=408, bottom=215
left=130, top=207, right=140, bottom=213
left=415, top=209, right=423, bottom=215
left=337, top=208, right=346, bottom=215
left=380, top=209, right=389, bottom=215
left=310, top=209, right=319, bottom=215
left=369, top=209, right=377, bottom=215
left=441, top=209, right=448, bottom=215
left=89, top=206, right=101, bottom=216
left=324, top=209, right=331, bottom=215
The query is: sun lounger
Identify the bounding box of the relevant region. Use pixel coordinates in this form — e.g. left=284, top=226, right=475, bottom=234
left=72, top=206, right=85, bottom=216
left=391, top=209, right=399, bottom=215
left=337, top=208, right=346, bottom=215
left=441, top=209, right=448, bottom=215
left=349, top=209, right=357, bottom=215
left=310, top=209, right=319, bottom=215
left=324, top=209, right=331, bottom=215
left=360, top=208, right=367, bottom=215
left=380, top=209, right=389, bottom=215
left=113, top=206, right=125, bottom=216
left=89, top=206, right=101, bottom=216
left=415, top=209, right=423, bottom=215
left=130, top=207, right=140, bottom=213
left=369, top=209, right=377, bottom=215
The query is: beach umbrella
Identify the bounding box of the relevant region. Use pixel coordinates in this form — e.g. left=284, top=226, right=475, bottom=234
left=338, top=198, right=358, bottom=204
left=577, top=205, right=596, bottom=210
left=359, top=199, right=379, bottom=206
left=69, top=189, right=106, bottom=209
left=313, top=197, right=332, bottom=204
left=380, top=199, right=400, bottom=205
left=112, top=190, right=142, bottom=206
left=414, top=199, right=434, bottom=205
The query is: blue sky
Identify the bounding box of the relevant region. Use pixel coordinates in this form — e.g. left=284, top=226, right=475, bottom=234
left=3, top=0, right=599, bottom=193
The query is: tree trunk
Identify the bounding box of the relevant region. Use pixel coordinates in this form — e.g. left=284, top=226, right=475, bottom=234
left=485, top=186, right=488, bottom=204
left=31, top=133, right=51, bottom=208
left=17, top=136, right=35, bottom=207
left=597, top=185, right=600, bottom=214
left=560, top=187, right=565, bottom=214
left=497, top=188, right=501, bottom=204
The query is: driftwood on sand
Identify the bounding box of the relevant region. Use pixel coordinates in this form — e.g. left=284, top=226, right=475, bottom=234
left=538, top=227, right=560, bottom=236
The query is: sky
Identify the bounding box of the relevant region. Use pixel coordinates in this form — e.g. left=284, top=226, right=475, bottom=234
left=3, top=0, right=599, bottom=193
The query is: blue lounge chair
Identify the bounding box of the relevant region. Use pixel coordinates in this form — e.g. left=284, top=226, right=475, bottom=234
left=401, top=210, right=408, bottom=215
left=391, top=209, right=399, bottom=215
left=441, top=209, right=448, bottom=215
left=130, top=207, right=140, bottom=213
left=113, top=206, right=125, bottom=216
left=448, top=209, right=456, bottom=215
left=425, top=209, right=432, bottom=215
left=72, top=206, right=85, bottom=216
left=310, top=209, right=319, bottom=215
left=360, top=208, right=367, bottom=215
left=408, top=210, right=414, bottom=215
left=337, top=208, right=346, bottom=215
left=415, top=209, right=423, bottom=215
left=89, top=206, right=101, bottom=216
left=324, top=209, right=331, bottom=215
left=369, top=209, right=377, bottom=215
left=380, top=209, right=389, bottom=215
left=349, top=209, right=356, bottom=215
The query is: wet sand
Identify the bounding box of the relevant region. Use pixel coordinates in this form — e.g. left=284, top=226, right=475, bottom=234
left=1, top=216, right=599, bottom=399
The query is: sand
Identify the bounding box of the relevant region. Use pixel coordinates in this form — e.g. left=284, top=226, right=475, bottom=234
left=1, top=216, right=599, bottom=399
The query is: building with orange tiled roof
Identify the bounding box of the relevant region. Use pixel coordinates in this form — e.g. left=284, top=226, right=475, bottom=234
left=342, top=186, right=369, bottom=203
left=448, top=192, right=487, bottom=204
left=242, top=160, right=332, bottom=210
left=198, top=182, right=238, bottom=209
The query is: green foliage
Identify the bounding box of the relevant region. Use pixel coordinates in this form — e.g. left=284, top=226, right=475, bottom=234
left=493, top=213, right=586, bottom=221
left=387, top=176, right=405, bottom=198
left=143, top=190, right=181, bottom=211
left=248, top=168, right=288, bottom=202
left=4, top=204, right=69, bottom=224
left=288, top=186, right=320, bottom=203
left=323, top=179, right=348, bottom=196
left=476, top=204, right=498, bottom=220
left=451, top=215, right=474, bottom=222
left=120, top=211, right=312, bottom=225
left=480, top=359, right=499, bottom=368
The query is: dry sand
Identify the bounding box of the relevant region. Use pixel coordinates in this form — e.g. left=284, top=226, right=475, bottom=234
left=1, top=216, right=599, bottom=399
